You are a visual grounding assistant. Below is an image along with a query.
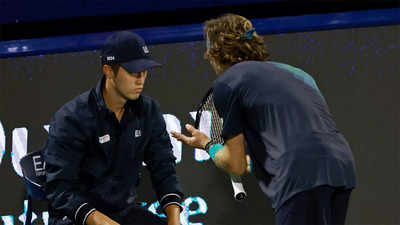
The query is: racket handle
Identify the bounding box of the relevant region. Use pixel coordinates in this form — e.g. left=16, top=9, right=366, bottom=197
left=230, top=174, right=247, bottom=201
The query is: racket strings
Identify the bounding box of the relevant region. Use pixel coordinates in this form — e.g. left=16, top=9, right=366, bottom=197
left=201, top=92, right=224, bottom=144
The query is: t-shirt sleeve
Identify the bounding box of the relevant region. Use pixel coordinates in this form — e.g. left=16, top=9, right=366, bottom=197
left=213, top=81, right=244, bottom=141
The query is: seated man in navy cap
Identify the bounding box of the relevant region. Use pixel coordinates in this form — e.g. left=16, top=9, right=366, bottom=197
left=44, top=31, right=183, bottom=225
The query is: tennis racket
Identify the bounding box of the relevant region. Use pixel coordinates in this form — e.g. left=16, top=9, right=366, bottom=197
left=194, top=88, right=247, bottom=201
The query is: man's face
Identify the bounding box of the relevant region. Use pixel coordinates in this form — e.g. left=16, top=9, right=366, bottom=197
left=112, top=66, right=148, bottom=100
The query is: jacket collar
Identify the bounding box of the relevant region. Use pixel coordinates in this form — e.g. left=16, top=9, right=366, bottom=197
left=93, top=75, right=109, bottom=113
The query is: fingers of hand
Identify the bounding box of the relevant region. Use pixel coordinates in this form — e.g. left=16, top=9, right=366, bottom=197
left=171, top=130, right=198, bottom=147
left=171, top=131, right=190, bottom=141
left=174, top=133, right=188, bottom=142
left=170, top=131, right=180, bottom=138
left=185, top=124, right=197, bottom=134
left=172, top=125, right=209, bottom=149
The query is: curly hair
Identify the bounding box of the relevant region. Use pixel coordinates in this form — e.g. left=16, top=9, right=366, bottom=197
left=203, top=14, right=269, bottom=67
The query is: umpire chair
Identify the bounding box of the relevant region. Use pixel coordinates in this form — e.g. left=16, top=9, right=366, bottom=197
left=19, top=149, right=47, bottom=225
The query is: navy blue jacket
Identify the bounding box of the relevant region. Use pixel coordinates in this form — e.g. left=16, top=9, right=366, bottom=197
left=213, top=61, right=356, bottom=211
left=44, top=76, right=183, bottom=225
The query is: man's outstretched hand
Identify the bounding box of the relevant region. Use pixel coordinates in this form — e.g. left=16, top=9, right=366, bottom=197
left=171, top=124, right=211, bottom=149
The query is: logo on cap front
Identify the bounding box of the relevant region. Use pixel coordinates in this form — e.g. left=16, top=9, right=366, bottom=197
left=142, top=46, right=149, bottom=54
left=107, top=56, right=115, bottom=61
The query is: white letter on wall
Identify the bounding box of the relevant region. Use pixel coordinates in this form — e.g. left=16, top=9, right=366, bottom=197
left=0, top=121, right=5, bottom=165
left=163, top=114, right=182, bottom=164
left=12, top=127, right=28, bottom=177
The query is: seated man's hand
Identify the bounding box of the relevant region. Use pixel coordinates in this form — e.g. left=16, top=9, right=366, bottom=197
left=86, top=210, right=120, bottom=225
left=165, top=204, right=181, bottom=225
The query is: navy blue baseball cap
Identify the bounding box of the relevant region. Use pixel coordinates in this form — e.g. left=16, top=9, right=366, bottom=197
left=101, top=31, right=161, bottom=73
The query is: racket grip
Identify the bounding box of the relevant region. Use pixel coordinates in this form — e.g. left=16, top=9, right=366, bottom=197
left=230, top=174, right=247, bottom=201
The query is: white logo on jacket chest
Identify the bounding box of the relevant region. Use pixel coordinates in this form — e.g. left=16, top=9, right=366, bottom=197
left=99, top=134, right=110, bottom=144
left=134, top=130, right=141, bottom=138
